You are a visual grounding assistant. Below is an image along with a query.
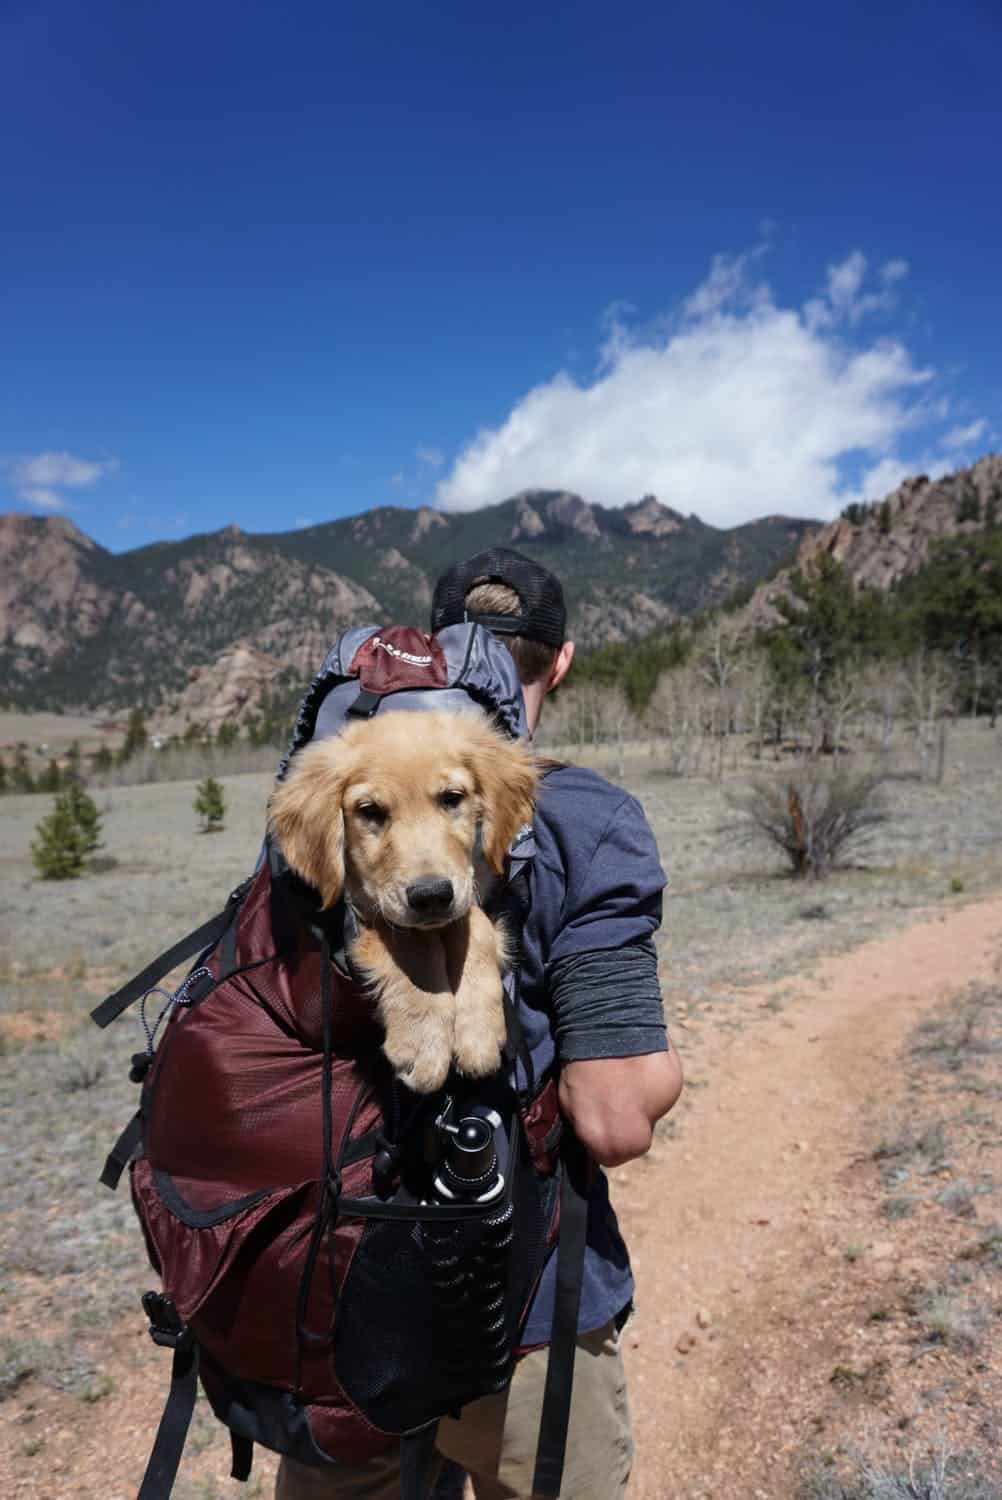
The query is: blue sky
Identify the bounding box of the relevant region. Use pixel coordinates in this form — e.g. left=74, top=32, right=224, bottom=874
left=2, top=0, right=1000, bottom=549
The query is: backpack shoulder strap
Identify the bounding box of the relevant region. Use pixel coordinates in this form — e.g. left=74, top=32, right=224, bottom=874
left=532, top=1134, right=590, bottom=1499
left=89, top=878, right=251, bottom=1030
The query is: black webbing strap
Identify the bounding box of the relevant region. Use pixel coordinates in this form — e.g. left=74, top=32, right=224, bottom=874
left=503, top=856, right=536, bottom=1099
left=136, top=1338, right=200, bottom=1500
left=294, top=933, right=342, bottom=1390
left=346, top=687, right=383, bottom=719
left=230, top=1433, right=253, bottom=1482
left=531, top=1137, right=589, bottom=1499
left=89, top=904, right=235, bottom=1030
left=99, top=1109, right=143, bottom=1191
left=399, top=1422, right=440, bottom=1500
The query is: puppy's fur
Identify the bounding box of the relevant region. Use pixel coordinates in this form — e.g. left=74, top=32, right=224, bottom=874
left=268, top=710, right=538, bottom=1092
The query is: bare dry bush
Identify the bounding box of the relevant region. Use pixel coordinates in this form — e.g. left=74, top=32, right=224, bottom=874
left=800, top=1439, right=997, bottom=1499
left=728, top=770, right=887, bottom=878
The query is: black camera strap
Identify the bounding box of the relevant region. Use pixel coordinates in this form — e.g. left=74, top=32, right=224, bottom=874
left=532, top=1133, right=589, bottom=1499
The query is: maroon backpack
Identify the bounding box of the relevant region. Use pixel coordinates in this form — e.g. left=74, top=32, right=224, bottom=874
left=93, top=625, right=587, bottom=1500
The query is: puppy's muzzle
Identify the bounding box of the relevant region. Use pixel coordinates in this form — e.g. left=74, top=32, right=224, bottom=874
left=405, top=877, right=455, bottom=921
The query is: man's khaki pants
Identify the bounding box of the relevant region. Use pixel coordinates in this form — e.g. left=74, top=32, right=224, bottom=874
left=275, top=1320, right=633, bottom=1500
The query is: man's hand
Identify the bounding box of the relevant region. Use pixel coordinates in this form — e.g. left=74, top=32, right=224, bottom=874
left=557, top=1045, right=683, bottom=1168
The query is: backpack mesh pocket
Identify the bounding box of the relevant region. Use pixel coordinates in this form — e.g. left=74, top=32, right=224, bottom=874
left=333, top=1144, right=558, bottom=1431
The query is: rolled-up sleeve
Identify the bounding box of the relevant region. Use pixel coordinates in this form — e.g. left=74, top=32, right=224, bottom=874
left=542, top=791, right=668, bottom=1060
left=549, top=939, right=669, bottom=1060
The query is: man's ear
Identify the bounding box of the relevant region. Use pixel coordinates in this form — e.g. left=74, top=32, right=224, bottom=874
left=467, top=725, right=539, bottom=873
left=547, top=639, right=575, bottom=693
left=268, top=742, right=348, bottom=909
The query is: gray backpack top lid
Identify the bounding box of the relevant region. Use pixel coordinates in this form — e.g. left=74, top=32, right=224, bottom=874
left=277, top=622, right=528, bottom=780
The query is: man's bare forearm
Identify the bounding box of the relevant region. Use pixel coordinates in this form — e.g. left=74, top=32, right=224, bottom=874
left=558, top=1045, right=683, bottom=1168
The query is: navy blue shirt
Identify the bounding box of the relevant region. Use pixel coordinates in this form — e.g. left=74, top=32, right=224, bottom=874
left=516, top=764, right=668, bottom=1344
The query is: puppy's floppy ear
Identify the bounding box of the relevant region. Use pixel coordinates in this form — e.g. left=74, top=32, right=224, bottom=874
left=267, top=740, right=351, bottom=908
left=464, top=722, right=539, bottom=873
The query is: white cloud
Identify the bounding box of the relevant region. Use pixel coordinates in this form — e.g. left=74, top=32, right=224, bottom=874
left=20, top=486, right=69, bottom=511
left=416, top=445, right=444, bottom=469
left=882, top=258, right=910, bottom=284
left=803, top=252, right=908, bottom=331
left=942, top=419, right=988, bottom=452
left=7, top=450, right=118, bottom=512
left=436, top=250, right=980, bottom=527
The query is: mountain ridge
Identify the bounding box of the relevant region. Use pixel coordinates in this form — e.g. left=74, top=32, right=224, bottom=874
left=0, top=488, right=816, bottom=717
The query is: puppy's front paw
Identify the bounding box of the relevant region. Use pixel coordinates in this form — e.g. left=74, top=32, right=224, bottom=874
left=452, top=994, right=507, bottom=1080
left=384, top=1023, right=454, bottom=1094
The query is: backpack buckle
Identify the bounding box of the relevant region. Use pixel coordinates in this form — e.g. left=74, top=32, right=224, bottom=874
left=142, top=1290, right=193, bottom=1351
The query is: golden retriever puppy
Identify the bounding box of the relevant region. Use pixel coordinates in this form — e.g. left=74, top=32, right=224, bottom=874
left=268, top=710, right=538, bottom=1092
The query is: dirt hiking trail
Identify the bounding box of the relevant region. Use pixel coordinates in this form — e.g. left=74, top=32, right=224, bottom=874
left=617, top=894, right=1002, bottom=1499
left=5, top=897, right=1001, bottom=1500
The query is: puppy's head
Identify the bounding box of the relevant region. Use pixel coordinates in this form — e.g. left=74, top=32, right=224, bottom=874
left=268, top=709, right=538, bottom=926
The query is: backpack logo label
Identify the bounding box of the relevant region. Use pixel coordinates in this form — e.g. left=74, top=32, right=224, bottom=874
left=371, top=636, right=434, bottom=667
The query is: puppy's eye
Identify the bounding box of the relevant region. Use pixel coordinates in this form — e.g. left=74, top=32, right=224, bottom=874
left=439, top=789, right=465, bottom=810
left=355, top=802, right=386, bottom=827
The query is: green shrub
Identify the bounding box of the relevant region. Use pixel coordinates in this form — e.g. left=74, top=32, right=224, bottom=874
left=31, top=798, right=88, bottom=880
left=89, top=745, right=114, bottom=774
left=118, top=707, right=148, bottom=763
left=62, top=780, right=103, bottom=855
left=11, top=744, right=34, bottom=793
left=194, top=775, right=225, bottom=833
left=36, top=758, right=62, bottom=793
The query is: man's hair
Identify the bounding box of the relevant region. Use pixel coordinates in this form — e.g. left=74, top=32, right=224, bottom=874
left=464, top=582, right=558, bottom=686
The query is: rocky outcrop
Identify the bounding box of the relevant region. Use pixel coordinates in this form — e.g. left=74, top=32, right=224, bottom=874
left=0, top=514, right=115, bottom=667
left=793, top=455, right=1001, bottom=589
left=510, top=498, right=546, bottom=542
left=156, top=644, right=287, bottom=736
left=621, top=496, right=685, bottom=537
left=747, top=454, right=1002, bottom=626
left=574, top=592, right=678, bottom=649
left=409, top=507, right=447, bottom=542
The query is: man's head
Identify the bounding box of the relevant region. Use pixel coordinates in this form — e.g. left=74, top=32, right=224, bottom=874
left=431, top=547, right=575, bottom=733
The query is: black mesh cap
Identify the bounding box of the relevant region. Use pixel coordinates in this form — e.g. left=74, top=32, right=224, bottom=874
left=431, top=547, right=567, bottom=647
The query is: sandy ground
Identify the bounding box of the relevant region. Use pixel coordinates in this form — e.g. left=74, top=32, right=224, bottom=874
left=620, top=895, right=1002, bottom=1499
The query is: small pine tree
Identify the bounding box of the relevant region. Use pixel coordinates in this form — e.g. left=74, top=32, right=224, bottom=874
left=63, top=780, right=103, bottom=855
left=90, top=744, right=114, bottom=774
left=11, top=744, right=34, bottom=793
left=0, top=755, right=7, bottom=794
left=879, top=499, right=893, bottom=535
left=65, top=740, right=82, bottom=781
left=195, top=775, right=225, bottom=833
left=119, top=707, right=148, bottom=763
left=37, top=758, right=62, bottom=793
left=216, top=720, right=238, bottom=749
left=32, top=796, right=88, bottom=880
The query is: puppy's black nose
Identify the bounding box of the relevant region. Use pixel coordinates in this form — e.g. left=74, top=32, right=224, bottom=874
left=406, top=877, right=455, bottom=915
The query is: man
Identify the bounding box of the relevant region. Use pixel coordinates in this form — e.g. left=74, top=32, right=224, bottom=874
left=278, top=547, right=682, bottom=1500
